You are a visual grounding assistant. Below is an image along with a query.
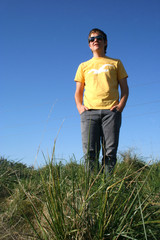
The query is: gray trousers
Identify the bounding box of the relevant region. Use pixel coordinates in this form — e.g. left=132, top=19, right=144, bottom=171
left=80, top=109, right=121, bottom=172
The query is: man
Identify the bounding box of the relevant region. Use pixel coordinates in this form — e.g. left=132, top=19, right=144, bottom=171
left=74, top=28, right=129, bottom=174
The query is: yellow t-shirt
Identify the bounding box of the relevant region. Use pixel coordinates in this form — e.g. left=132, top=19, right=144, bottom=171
left=74, top=56, right=128, bottom=109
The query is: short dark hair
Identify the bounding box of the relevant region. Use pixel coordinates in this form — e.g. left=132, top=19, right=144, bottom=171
left=88, top=28, right=108, bottom=54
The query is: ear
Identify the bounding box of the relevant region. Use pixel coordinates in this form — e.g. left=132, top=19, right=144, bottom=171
left=104, top=39, right=107, bottom=47
left=89, top=42, right=92, bottom=50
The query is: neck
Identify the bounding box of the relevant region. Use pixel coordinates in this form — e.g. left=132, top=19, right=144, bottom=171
left=93, top=50, right=105, bottom=58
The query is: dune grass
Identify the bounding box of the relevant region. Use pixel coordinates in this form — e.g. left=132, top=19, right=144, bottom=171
left=0, top=151, right=160, bottom=239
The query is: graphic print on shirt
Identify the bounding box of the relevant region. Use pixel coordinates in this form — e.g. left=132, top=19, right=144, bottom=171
left=88, top=64, right=114, bottom=74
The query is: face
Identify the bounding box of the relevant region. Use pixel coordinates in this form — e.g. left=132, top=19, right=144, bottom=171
left=89, top=32, right=107, bottom=54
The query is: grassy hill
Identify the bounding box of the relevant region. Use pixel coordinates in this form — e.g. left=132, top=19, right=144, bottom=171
left=0, top=152, right=160, bottom=240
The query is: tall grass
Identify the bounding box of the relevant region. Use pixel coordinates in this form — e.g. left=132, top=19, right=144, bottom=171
left=0, top=151, right=160, bottom=239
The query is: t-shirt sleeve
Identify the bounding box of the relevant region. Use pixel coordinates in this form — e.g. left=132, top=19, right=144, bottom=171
left=74, top=63, right=85, bottom=83
left=117, top=60, right=128, bottom=81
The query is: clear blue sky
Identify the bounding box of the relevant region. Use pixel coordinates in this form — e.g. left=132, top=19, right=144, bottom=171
left=1, top=0, right=160, bottom=167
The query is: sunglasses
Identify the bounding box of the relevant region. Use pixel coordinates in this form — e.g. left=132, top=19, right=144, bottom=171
left=88, top=35, right=104, bottom=42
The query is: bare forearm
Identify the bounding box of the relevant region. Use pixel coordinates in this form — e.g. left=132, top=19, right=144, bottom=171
left=75, top=91, right=83, bottom=107
left=75, top=82, right=88, bottom=114
left=110, top=78, right=129, bottom=112
left=119, top=78, right=129, bottom=111
left=119, top=88, right=129, bottom=111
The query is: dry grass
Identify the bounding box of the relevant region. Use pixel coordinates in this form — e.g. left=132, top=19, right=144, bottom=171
left=0, top=152, right=160, bottom=239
